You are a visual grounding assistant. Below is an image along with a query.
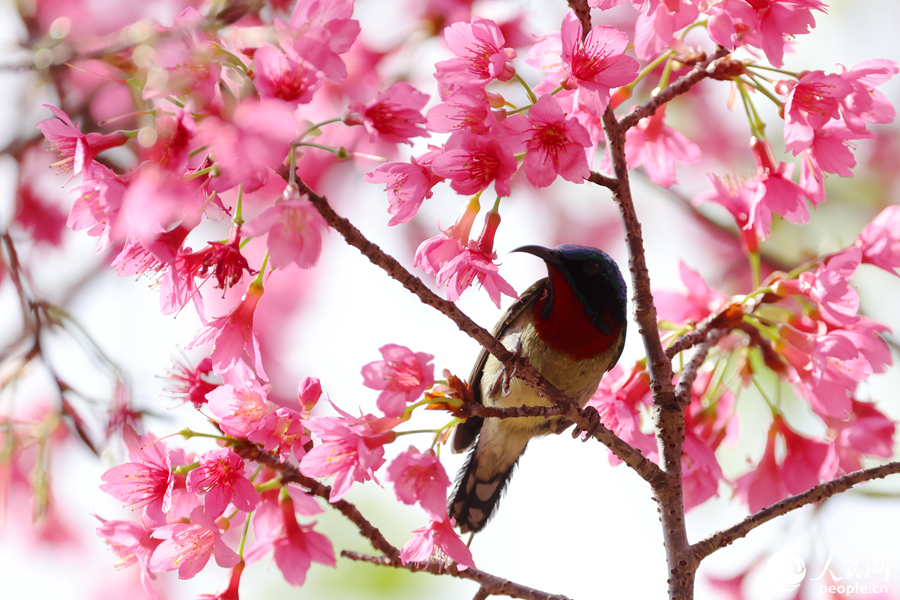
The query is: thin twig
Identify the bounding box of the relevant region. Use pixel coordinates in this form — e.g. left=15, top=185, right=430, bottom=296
left=693, top=461, right=900, bottom=561
left=673, top=329, right=726, bottom=408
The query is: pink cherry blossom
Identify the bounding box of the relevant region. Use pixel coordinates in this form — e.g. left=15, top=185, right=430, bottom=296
left=414, top=197, right=480, bottom=276
left=299, top=404, right=402, bottom=501
left=434, top=17, right=517, bottom=88
left=434, top=210, right=518, bottom=308
left=430, top=131, right=518, bottom=197
left=362, top=344, right=435, bottom=417
left=299, top=376, right=323, bottom=412
left=244, top=493, right=335, bottom=587
left=67, top=162, right=127, bottom=251
left=774, top=248, right=861, bottom=327
left=205, top=361, right=273, bottom=438
left=856, top=205, right=900, bottom=274
left=399, top=516, right=475, bottom=570
left=197, top=560, right=244, bottom=600
left=822, top=399, right=896, bottom=477
left=734, top=427, right=790, bottom=513
left=95, top=514, right=161, bottom=600
left=781, top=71, right=853, bottom=154
left=164, top=357, right=218, bottom=408
left=692, top=174, right=760, bottom=251
left=100, top=425, right=185, bottom=527
left=501, top=94, right=592, bottom=188
left=587, top=363, right=658, bottom=464
left=385, top=446, right=451, bottom=518
left=186, top=448, right=260, bottom=517
left=703, top=0, right=760, bottom=51
left=247, top=406, right=309, bottom=461
left=559, top=11, right=639, bottom=116
left=747, top=137, right=810, bottom=235
left=243, top=186, right=327, bottom=270
left=838, top=59, right=899, bottom=135
left=654, top=261, right=727, bottom=325
left=744, top=0, right=826, bottom=68
left=590, top=0, right=660, bottom=14
left=253, top=43, right=323, bottom=104
left=36, top=104, right=128, bottom=178
left=633, top=0, right=699, bottom=62
left=187, top=282, right=268, bottom=381
left=364, top=147, right=445, bottom=226
left=426, top=88, right=499, bottom=135
left=149, top=507, right=240, bottom=579
left=345, top=82, right=430, bottom=145
left=621, top=104, right=700, bottom=188
left=525, top=31, right=566, bottom=95
left=143, top=109, right=196, bottom=173
left=774, top=417, right=829, bottom=496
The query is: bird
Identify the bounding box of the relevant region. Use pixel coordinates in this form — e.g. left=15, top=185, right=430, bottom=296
left=448, top=243, right=628, bottom=534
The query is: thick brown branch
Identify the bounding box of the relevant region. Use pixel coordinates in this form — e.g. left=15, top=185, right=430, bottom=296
left=566, top=0, right=592, bottom=37
left=341, top=551, right=573, bottom=600
left=620, top=47, right=733, bottom=131
left=693, top=461, right=900, bottom=561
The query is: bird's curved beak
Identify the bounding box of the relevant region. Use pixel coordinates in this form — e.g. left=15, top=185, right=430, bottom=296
left=511, top=245, right=562, bottom=266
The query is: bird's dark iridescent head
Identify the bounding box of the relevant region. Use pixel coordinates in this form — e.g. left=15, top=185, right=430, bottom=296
left=513, top=244, right=628, bottom=334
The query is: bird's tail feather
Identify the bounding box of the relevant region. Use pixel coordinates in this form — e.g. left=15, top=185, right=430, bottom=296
left=448, top=446, right=521, bottom=534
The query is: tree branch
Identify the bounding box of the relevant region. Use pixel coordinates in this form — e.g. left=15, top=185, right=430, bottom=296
left=693, top=461, right=900, bottom=561
left=673, top=329, right=726, bottom=408
left=341, top=551, right=574, bottom=600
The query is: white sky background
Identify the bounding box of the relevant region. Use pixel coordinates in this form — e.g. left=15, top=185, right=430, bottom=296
left=1, top=0, right=900, bottom=599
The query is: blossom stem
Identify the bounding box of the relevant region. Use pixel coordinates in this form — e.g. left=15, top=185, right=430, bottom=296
left=748, top=250, right=761, bottom=290
left=630, top=51, right=674, bottom=92
left=513, top=72, right=538, bottom=105
left=186, top=165, right=217, bottom=180
left=254, top=478, right=284, bottom=493
left=237, top=506, right=252, bottom=558
left=172, top=461, right=200, bottom=476
left=252, top=251, right=270, bottom=286
left=178, top=428, right=231, bottom=442
left=296, top=142, right=345, bottom=155
left=296, top=117, right=343, bottom=143
left=746, top=63, right=799, bottom=78
left=233, top=185, right=244, bottom=226
left=736, top=79, right=766, bottom=140
left=744, top=75, right=784, bottom=110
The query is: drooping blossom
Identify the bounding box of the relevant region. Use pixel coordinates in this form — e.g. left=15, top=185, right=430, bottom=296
left=243, top=185, right=328, bottom=270
left=244, top=493, right=335, bottom=587
left=654, top=261, right=727, bottom=326
left=95, top=514, right=161, bottom=600
left=822, top=399, right=896, bottom=477
left=780, top=71, right=853, bottom=154
left=299, top=403, right=402, bottom=501
left=426, top=88, right=500, bottom=135
left=743, top=0, right=826, bottom=68
left=36, top=104, right=128, bottom=178
left=197, top=560, right=244, bottom=600
left=633, top=0, right=699, bottom=62
left=620, top=104, right=700, bottom=188
left=253, top=43, right=323, bottom=104
left=100, top=425, right=188, bottom=527
left=837, top=59, right=899, bottom=135
left=587, top=362, right=657, bottom=463
left=186, top=448, right=260, bottom=517
left=434, top=210, right=519, bottom=307
left=414, top=197, right=479, bottom=276
left=364, top=147, right=445, bottom=226
left=143, top=109, right=196, bottom=172
left=276, top=0, right=360, bottom=84
left=703, top=0, right=760, bottom=51
left=149, top=507, right=241, bottom=579
left=67, top=162, right=127, bottom=251
left=362, top=344, right=435, bottom=417
left=747, top=137, right=810, bottom=236
left=385, top=446, right=451, bottom=518
left=559, top=11, right=639, bottom=116
left=434, top=17, right=517, bottom=88
left=345, top=82, right=430, bottom=145
left=855, top=205, right=900, bottom=274
left=187, top=281, right=268, bottom=380
left=164, top=356, right=218, bottom=408
left=430, top=130, right=518, bottom=197
left=499, top=94, right=592, bottom=188
left=733, top=426, right=789, bottom=513
left=399, top=515, right=475, bottom=570
left=692, top=174, right=760, bottom=251
left=247, top=406, right=309, bottom=461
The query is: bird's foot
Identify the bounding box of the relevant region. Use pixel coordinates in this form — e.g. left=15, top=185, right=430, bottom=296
left=497, top=349, right=531, bottom=398
left=571, top=405, right=602, bottom=442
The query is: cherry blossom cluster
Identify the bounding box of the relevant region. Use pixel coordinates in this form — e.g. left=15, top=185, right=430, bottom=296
left=591, top=205, right=900, bottom=513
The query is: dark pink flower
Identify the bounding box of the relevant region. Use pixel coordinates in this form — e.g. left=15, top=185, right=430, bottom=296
left=206, top=361, right=273, bottom=438
left=633, top=0, right=699, bottom=62
left=197, top=560, right=244, bottom=600
left=364, top=147, right=445, bottom=226
left=747, top=137, right=810, bottom=235
left=430, top=131, right=518, bottom=197
left=68, top=163, right=127, bottom=251
left=362, top=344, right=435, bottom=417
left=774, top=416, right=829, bottom=496
left=253, top=43, right=323, bottom=104
left=247, top=406, right=309, bottom=461
left=100, top=425, right=184, bottom=527
left=345, top=82, right=430, bottom=145
left=587, top=363, right=658, bottom=463
left=781, top=71, right=853, bottom=154
left=426, top=88, right=499, bottom=135
left=502, top=94, right=592, bottom=187
left=744, top=0, right=826, bottom=68
left=822, top=399, right=895, bottom=477
left=186, top=448, right=259, bottom=517
left=774, top=248, right=861, bottom=327
left=856, top=205, right=900, bottom=274
left=654, top=261, right=727, bottom=325
left=434, top=17, right=517, bottom=87
left=559, top=11, right=639, bottom=115
left=187, top=282, right=268, bottom=380
left=244, top=493, right=335, bottom=587
left=621, top=104, right=700, bottom=187
left=386, top=447, right=451, bottom=519
left=399, top=515, right=475, bottom=570
left=164, top=356, right=218, bottom=408
left=299, top=404, right=402, bottom=501
left=149, top=507, right=240, bottom=579
left=734, top=426, right=789, bottom=513
left=704, top=0, right=760, bottom=51
left=298, top=377, right=323, bottom=412
left=693, top=174, right=760, bottom=251
left=243, top=187, right=327, bottom=270
left=143, top=109, right=196, bottom=173
left=435, top=210, right=519, bottom=307
left=838, top=59, right=899, bottom=135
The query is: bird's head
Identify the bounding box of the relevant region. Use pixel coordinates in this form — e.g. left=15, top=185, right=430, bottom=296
left=513, top=244, right=627, bottom=336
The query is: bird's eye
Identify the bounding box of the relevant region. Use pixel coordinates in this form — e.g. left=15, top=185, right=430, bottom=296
left=583, top=262, right=600, bottom=276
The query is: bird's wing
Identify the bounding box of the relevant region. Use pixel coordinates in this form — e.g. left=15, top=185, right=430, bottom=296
left=450, top=278, right=548, bottom=453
